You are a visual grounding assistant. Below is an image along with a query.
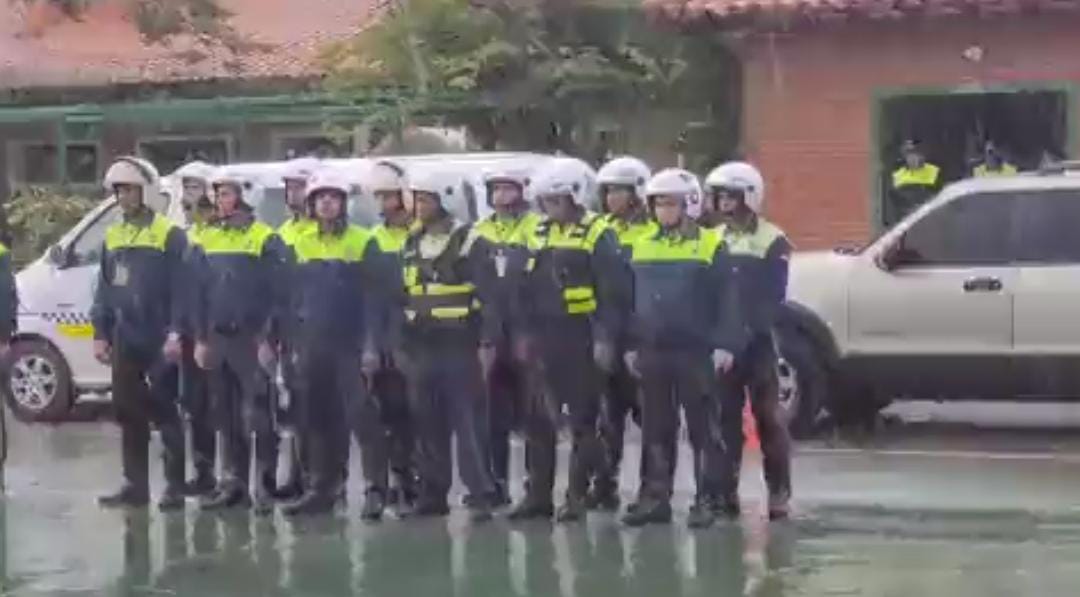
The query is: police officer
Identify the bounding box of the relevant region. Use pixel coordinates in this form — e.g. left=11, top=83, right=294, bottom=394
left=174, top=160, right=218, bottom=497
left=620, top=168, right=735, bottom=529
left=590, top=156, right=656, bottom=512
left=471, top=166, right=544, bottom=508
left=194, top=169, right=287, bottom=514
left=364, top=161, right=419, bottom=516
left=274, top=157, right=319, bottom=501
left=92, top=157, right=188, bottom=511
left=279, top=157, right=319, bottom=245
left=0, top=234, right=14, bottom=355
left=889, top=140, right=940, bottom=226
left=0, top=229, right=13, bottom=486
left=704, top=161, right=793, bottom=520
left=392, top=168, right=497, bottom=522
left=283, top=170, right=384, bottom=517
left=510, top=157, right=631, bottom=523
left=973, top=141, right=1018, bottom=177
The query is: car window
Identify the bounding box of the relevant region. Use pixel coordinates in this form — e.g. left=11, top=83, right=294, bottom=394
left=69, top=203, right=122, bottom=267
left=1011, top=189, right=1080, bottom=263
left=899, top=192, right=1015, bottom=266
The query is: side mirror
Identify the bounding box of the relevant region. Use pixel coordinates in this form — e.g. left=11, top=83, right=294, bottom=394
left=47, top=245, right=67, bottom=267
left=833, top=244, right=859, bottom=256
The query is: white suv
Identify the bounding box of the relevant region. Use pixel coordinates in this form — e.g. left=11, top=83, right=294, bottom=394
left=776, top=170, right=1080, bottom=433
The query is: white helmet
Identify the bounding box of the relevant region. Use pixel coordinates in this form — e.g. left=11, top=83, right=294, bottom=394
left=174, top=160, right=216, bottom=185
left=104, top=156, right=168, bottom=213
left=529, top=157, right=599, bottom=211
left=482, top=165, right=531, bottom=208
left=283, top=157, right=319, bottom=183
left=597, top=156, right=651, bottom=201
left=209, top=168, right=251, bottom=207
left=409, top=169, right=471, bottom=223
left=645, top=168, right=705, bottom=219
left=104, top=156, right=159, bottom=189
left=704, top=161, right=766, bottom=214
left=368, top=160, right=407, bottom=194
left=305, top=169, right=353, bottom=201
left=482, top=166, right=530, bottom=191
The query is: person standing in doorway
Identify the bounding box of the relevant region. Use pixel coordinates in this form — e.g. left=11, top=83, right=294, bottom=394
left=890, top=140, right=941, bottom=225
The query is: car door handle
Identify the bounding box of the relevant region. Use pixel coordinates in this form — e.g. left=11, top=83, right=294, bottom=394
left=963, top=276, right=1003, bottom=292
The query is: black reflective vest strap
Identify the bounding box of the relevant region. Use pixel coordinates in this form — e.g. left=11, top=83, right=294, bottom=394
left=527, top=212, right=607, bottom=315
left=401, top=223, right=478, bottom=323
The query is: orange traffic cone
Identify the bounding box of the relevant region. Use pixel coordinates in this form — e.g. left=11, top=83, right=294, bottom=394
left=743, top=400, right=759, bottom=451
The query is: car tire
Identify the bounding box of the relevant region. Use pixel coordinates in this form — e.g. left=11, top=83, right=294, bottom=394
left=775, top=328, right=829, bottom=439
left=2, top=339, right=74, bottom=423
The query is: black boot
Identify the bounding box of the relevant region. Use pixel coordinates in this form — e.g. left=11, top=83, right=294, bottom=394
left=624, top=495, right=645, bottom=516
left=466, top=495, right=493, bottom=523
left=767, top=493, right=791, bottom=521
left=252, top=477, right=275, bottom=517
left=361, top=489, right=386, bottom=522
left=508, top=495, right=555, bottom=521
left=413, top=495, right=450, bottom=517
left=556, top=495, right=586, bottom=523
left=585, top=485, right=621, bottom=512
left=272, top=475, right=304, bottom=502
left=621, top=500, right=672, bottom=527
left=158, top=485, right=187, bottom=512
left=491, top=481, right=512, bottom=508
left=184, top=471, right=217, bottom=498
left=99, top=485, right=149, bottom=509
left=283, top=490, right=337, bottom=517
left=687, top=501, right=715, bottom=530
left=200, top=482, right=251, bottom=511
left=711, top=495, right=741, bottom=520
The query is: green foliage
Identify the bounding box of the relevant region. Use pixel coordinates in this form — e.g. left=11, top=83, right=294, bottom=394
left=321, top=0, right=738, bottom=159
left=4, top=187, right=96, bottom=267
left=24, top=0, right=249, bottom=54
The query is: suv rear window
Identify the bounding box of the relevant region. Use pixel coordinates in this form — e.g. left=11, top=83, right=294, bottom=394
left=1011, top=189, right=1080, bottom=263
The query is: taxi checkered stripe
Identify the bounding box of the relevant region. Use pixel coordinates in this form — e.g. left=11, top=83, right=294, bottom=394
left=41, top=312, right=92, bottom=325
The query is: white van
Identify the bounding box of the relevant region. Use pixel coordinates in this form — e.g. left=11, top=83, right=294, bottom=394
left=3, top=152, right=555, bottom=421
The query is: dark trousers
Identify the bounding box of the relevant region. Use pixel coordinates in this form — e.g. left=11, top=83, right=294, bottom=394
left=207, top=333, right=276, bottom=491
left=278, top=344, right=307, bottom=487
left=522, top=320, right=601, bottom=503
left=714, top=336, right=792, bottom=502
left=638, top=347, right=723, bottom=505
left=594, top=353, right=644, bottom=497
left=398, top=334, right=494, bottom=501
left=295, top=348, right=359, bottom=497
left=485, top=344, right=526, bottom=492
left=112, top=343, right=185, bottom=494
left=356, top=357, right=415, bottom=494
left=181, top=337, right=215, bottom=481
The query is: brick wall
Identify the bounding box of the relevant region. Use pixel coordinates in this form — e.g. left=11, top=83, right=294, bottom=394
left=739, top=16, right=1080, bottom=249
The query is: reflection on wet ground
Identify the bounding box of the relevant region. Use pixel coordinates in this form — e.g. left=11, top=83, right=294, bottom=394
left=4, top=410, right=1080, bottom=596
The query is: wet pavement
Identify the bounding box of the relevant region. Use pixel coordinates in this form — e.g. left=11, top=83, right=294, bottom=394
left=3, top=402, right=1080, bottom=596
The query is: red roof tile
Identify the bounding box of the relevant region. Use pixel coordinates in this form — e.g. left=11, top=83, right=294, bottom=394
left=644, top=0, right=1080, bottom=30
left=0, top=0, right=380, bottom=88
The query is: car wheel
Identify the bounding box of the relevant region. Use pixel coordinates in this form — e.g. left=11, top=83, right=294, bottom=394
left=2, top=339, right=74, bottom=423
left=775, top=328, right=829, bottom=439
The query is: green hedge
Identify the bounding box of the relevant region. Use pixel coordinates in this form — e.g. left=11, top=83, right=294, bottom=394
left=4, top=187, right=97, bottom=268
